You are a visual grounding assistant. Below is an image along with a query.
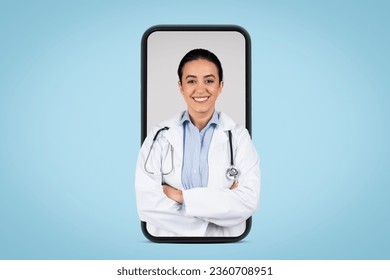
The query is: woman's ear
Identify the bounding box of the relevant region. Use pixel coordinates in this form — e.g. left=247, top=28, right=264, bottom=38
left=178, top=81, right=183, bottom=94
left=218, top=81, right=224, bottom=94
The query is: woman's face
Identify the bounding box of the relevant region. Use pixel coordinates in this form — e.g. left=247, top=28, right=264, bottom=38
left=178, top=59, right=224, bottom=119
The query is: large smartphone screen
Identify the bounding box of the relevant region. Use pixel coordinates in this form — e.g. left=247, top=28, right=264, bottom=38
left=140, top=25, right=252, bottom=242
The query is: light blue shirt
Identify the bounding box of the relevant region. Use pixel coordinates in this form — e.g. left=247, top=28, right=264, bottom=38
left=180, top=111, right=219, bottom=190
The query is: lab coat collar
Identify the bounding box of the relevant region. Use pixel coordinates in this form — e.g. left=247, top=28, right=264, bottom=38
left=180, top=110, right=220, bottom=130
left=159, top=111, right=236, bottom=131
left=159, top=111, right=236, bottom=151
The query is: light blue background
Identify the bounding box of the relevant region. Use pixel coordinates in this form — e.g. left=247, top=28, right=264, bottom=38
left=1, top=0, right=389, bottom=259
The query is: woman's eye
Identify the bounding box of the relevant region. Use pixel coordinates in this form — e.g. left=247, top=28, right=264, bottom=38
left=205, top=79, right=214, bottom=84
left=187, top=80, right=196, bottom=84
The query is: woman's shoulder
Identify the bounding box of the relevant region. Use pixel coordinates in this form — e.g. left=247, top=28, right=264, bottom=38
left=218, top=112, right=252, bottom=146
left=158, top=112, right=183, bottom=128
left=218, top=112, right=245, bottom=133
left=143, top=112, right=184, bottom=144
left=147, top=112, right=184, bottom=134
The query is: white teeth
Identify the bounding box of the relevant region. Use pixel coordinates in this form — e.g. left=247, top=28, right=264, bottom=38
left=194, top=97, right=208, bottom=102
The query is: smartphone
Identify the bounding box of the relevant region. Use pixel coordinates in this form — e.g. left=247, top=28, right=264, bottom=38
left=139, top=25, right=252, bottom=243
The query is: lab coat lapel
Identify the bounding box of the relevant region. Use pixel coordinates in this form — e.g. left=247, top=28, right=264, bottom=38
left=165, top=125, right=183, bottom=153
left=208, top=125, right=229, bottom=190
left=209, top=128, right=228, bottom=151
left=209, top=112, right=235, bottom=151
left=161, top=112, right=184, bottom=157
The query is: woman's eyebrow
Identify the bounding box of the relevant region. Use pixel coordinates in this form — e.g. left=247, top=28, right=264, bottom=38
left=185, top=74, right=216, bottom=79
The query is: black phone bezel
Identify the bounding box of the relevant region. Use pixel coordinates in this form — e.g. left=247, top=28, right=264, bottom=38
left=140, top=24, right=252, bottom=243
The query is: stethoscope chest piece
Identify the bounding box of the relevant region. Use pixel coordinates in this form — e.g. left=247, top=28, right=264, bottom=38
left=226, top=166, right=239, bottom=181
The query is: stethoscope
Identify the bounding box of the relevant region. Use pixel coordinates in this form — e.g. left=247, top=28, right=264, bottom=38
left=144, top=126, right=174, bottom=175
left=144, top=127, right=239, bottom=181
left=226, top=130, right=239, bottom=182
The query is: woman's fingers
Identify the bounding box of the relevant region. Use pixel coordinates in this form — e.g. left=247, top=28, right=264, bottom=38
left=230, top=181, right=239, bottom=190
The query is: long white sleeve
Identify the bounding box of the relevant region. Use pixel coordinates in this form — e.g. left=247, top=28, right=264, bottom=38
left=183, top=127, right=260, bottom=227
left=135, top=130, right=208, bottom=236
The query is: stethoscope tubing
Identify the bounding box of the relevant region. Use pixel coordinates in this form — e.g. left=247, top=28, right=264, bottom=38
left=144, top=127, right=174, bottom=175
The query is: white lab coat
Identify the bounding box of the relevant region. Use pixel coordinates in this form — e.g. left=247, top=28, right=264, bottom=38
left=135, top=112, right=260, bottom=237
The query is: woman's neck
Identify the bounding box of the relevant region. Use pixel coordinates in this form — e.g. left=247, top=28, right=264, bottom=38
left=188, top=110, right=214, bottom=131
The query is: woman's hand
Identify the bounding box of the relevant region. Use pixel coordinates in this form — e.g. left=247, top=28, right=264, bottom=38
left=230, top=181, right=239, bottom=190
left=163, top=184, right=184, bottom=204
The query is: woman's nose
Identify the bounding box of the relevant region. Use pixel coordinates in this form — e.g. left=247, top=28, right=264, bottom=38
left=196, top=83, right=205, bottom=93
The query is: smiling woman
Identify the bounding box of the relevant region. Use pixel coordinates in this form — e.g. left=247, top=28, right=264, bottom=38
left=178, top=50, right=224, bottom=131
left=135, top=46, right=260, bottom=241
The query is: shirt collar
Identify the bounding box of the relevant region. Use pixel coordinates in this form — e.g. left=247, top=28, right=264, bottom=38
left=180, top=110, right=220, bottom=127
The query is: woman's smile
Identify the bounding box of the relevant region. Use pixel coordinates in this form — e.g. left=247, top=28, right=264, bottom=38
left=193, top=96, right=210, bottom=102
